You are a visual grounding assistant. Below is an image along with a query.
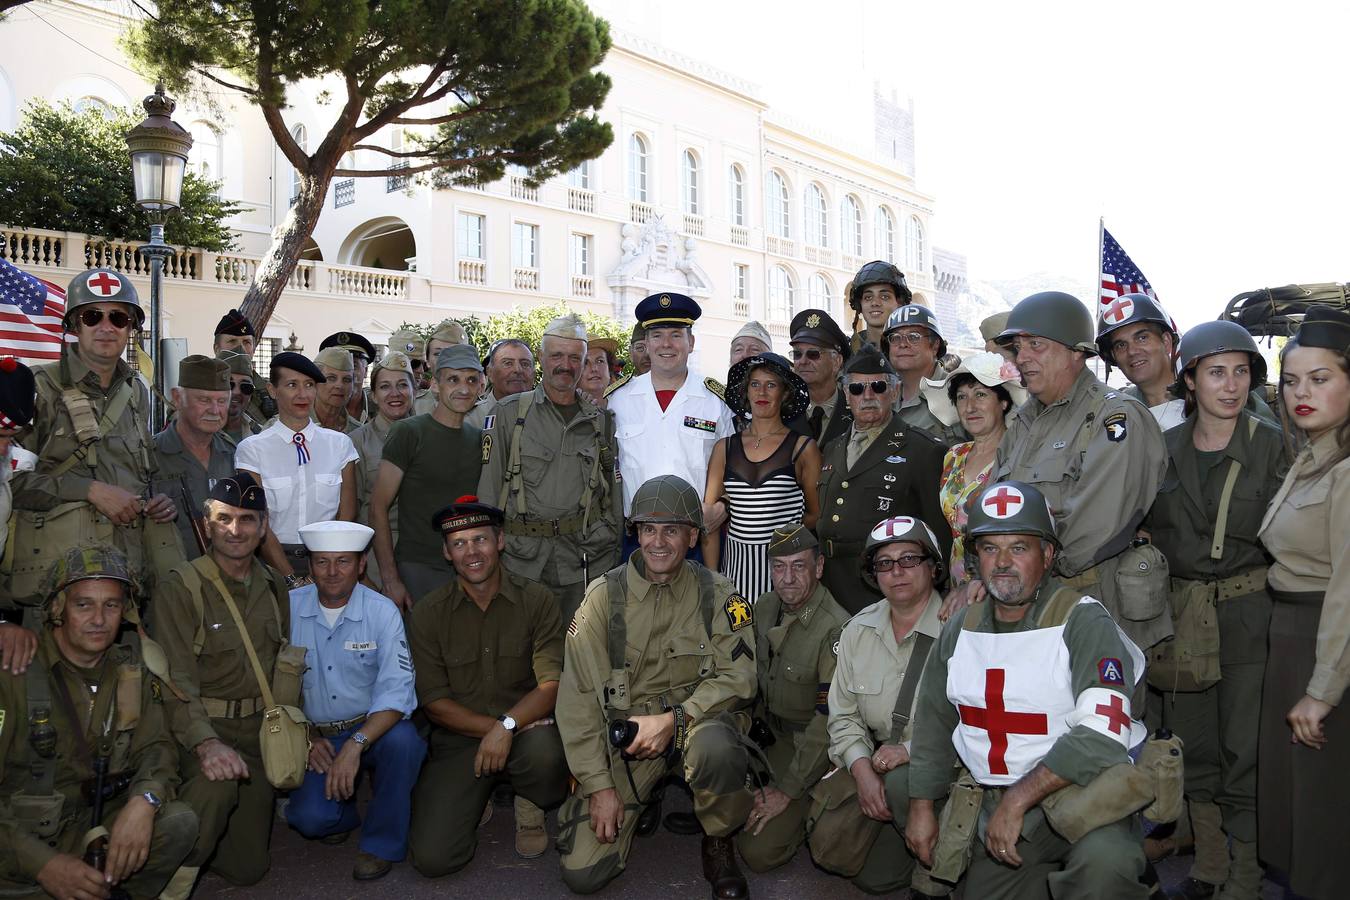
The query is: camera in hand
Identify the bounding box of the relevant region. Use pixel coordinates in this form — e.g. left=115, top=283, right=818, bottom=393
left=607, top=718, right=673, bottom=761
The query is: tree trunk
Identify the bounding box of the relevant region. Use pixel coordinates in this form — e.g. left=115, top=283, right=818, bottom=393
left=238, top=169, right=332, bottom=334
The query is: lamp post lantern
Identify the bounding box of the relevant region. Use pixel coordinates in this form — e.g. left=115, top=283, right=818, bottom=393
left=125, top=83, right=193, bottom=431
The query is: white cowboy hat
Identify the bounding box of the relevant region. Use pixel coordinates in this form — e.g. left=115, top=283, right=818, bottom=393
left=921, top=351, right=1027, bottom=427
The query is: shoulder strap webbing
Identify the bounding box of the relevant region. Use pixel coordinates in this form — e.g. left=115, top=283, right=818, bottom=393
left=605, top=565, right=627, bottom=670
left=889, top=632, right=934, bottom=741
left=1210, top=416, right=1260, bottom=560
left=174, top=564, right=208, bottom=657
left=503, top=396, right=534, bottom=518
left=695, top=563, right=715, bottom=637
left=190, top=557, right=276, bottom=708
left=1036, top=586, right=1086, bottom=629
left=24, top=661, right=56, bottom=793
left=50, top=380, right=135, bottom=477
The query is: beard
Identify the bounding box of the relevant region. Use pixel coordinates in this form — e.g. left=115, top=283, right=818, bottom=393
left=985, top=571, right=1030, bottom=606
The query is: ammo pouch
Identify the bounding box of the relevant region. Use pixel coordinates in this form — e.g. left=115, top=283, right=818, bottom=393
left=1114, top=542, right=1170, bottom=622
left=930, top=770, right=982, bottom=883
left=5, top=503, right=118, bottom=606
left=272, top=644, right=308, bottom=709
left=1147, top=579, right=1221, bottom=692
left=1039, top=732, right=1185, bottom=843
left=805, top=767, right=884, bottom=876
left=8, top=791, right=66, bottom=840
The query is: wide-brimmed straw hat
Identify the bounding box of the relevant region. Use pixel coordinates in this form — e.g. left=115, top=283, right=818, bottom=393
left=726, top=352, right=810, bottom=423
left=921, top=351, right=1027, bottom=427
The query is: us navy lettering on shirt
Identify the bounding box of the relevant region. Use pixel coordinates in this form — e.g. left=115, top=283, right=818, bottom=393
left=345, top=640, right=377, bottom=651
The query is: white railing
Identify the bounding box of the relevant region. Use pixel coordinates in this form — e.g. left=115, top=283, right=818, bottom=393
left=457, top=258, right=486, bottom=285
left=733, top=299, right=749, bottom=318
left=214, top=254, right=256, bottom=285
left=568, top=188, right=595, bottom=213
left=806, top=246, right=835, bottom=267
left=510, top=176, right=538, bottom=202
left=682, top=214, right=705, bottom=237
left=766, top=235, right=796, bottom=258
left=629, top=201, right=655, bottom=224
left=841, top=254, right=862, bottom=272
left=730, top=225, right=750, bottom=247
left=571, top=274, right=594, bottom=297
left=513, top=267, right=539, bottom=291
left=328, top=264, right=408, bottom=298
left=0, top=226, right=67, bottom=268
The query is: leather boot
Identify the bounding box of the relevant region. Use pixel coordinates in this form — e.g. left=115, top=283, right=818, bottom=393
left=514, top=795, right=548, bottom=859
left=1186, top=801, right=1230, bottom=887
left=157, top=866, right=199, bottom=900
left=635, top=791, right=663, bottom=837
left=1218, top=840, right=1261, bottom=900
left=701, top=835, right=748, bottom=899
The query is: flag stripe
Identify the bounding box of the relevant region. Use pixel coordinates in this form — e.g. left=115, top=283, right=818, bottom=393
left=0, top=257, right=68, bottom=365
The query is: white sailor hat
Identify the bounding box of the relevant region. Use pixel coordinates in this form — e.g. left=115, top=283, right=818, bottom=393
left=298, top=520, right=375, bottom=553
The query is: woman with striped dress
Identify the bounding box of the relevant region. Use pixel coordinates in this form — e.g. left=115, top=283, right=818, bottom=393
left=703, top=352, right=820, bottom=599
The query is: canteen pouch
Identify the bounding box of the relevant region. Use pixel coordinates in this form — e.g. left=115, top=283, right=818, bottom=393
left=1147, top=580, right=1221, bottom=692
left=1114, top=542, right=1170, bottom=622
left=113, top=664, right=143, bottom=731
left=8, top=792, right=66, bottom=840
left=271, top=644, right=308, bottom=709
left=804, top=767, right=884, bottom=876
left=930, top=772, right=982, bottom=883
left=1040, top=762, right=1155, bottom=844
left=258, top=704, right=310, bottom=791
left=4, top=504, right=117, bottom=607
left=1140, top=732, right=1185, bottom=823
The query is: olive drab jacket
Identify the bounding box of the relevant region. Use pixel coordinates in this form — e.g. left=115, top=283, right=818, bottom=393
left=557, top=559, right=756, bottom=797
left=0, top=631, right=179, bottom=881
left=476, top=388, right=622, bottom=589
left=752, top=582, right=849, bottom=799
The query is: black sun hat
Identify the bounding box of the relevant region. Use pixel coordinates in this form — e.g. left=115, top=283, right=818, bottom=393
left=726, top=352, right=810, bottom=423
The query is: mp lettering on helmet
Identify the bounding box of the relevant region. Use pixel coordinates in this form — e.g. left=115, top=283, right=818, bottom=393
left=982, top=485, right=1024, bottom=519
left=1101, top=296, right=1134, bottom=325
left=86, top=271, right=123, bottom=297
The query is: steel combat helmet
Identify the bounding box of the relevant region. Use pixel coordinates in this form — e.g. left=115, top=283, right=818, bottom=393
left=861, top=515, right=946, bottom=590
left=43, top=545, right=137, bottom=625
left=64, top=268, right=146, bottom=330
left=848, top=260, right=912, bottom=312
left=629, top=475, right=704, bottom=531
left=1174, top=320, right=1267, bottom=392
left=997, top=292, right=1098, bottom=356
left=1095, top=293, right=1178, bottom=362
left=964, top=481, right=1059, bottom=546
left=883, top=304, right=948, bottom=358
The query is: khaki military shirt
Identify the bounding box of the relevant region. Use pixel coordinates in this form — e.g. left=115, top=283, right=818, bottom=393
left=997, top=367, right=1166, bottom=577
left=896, top=365, right=967, bottom=447
left=1260, top=430, right=1350, bottom=706
left=0, top=632, right=178, bottom=879
left=557, top=560, right=757, bottom=796
left=754, top=583, right=849, bottom=798
left=828, top=590, right=942, bottom=771
left=350, top=413, right=399, bottom=530
left=408, top=572, right=563, bottom=721
left=151, top=423, right=236, bottom=558
left=310, top=409, right=362, bottom=435
left=463, top=395, right=498, bottom=430
left=476, top=388, right=622, bottom=586
left=150, top=557, right=289, bottom=751
left=412, top=387, right=439, bottom=417
left=1148, top=411, right=1285, bottom=581
left=12, top=351, right=154, bottom=509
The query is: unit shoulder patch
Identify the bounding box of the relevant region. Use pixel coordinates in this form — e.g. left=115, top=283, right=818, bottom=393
left=704, top=376, right=726, bottom=401
left=724, top=594, right=753, bottom=631
left=1103, top=412, right=1128, bottom=443
left=481, top=431, right=493, bottom=463
left=1098, top=657, right=1125, bottom=685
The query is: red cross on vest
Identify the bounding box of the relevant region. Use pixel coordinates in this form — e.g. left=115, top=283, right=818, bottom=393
left=957, top=668, right=1049, bottom=775
left=87, top=271, right=122, bottom=297
left=1103, top=296, right=1133, bottom=324
left=1094, top=693, right=1131, bottom=735
left=982, top=486, right=1023, bottom=518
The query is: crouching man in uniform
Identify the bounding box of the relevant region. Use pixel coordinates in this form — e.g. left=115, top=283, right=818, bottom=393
left=556, top=475, right=758, bottom=899
left=0, top=547, right=197, bottom=899
left=906, top=481, right=1151, bottom=899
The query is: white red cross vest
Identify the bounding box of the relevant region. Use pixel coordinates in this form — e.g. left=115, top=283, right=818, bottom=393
left=947, top=596, right=1147, bottom=786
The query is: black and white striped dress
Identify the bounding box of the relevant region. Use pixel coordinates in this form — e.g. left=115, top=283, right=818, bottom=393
left=721, top=433, right=806, bottom=599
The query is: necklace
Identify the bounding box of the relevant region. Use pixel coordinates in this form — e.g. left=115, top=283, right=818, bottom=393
left=747, top=428, right=786, bottom=450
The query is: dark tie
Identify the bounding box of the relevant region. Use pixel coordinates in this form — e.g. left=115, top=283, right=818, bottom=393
left=810, top=406, right=825, bottom=441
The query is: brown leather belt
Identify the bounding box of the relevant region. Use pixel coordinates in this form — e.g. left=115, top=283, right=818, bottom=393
left=202, top=696, right=265, bottom=718
left=313, top=715, right=365, bottom=737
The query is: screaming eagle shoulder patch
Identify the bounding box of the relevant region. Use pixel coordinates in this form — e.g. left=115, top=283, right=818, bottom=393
left=724, top=594, right=753, bottom=631
left=1103, top=412, right=1128, bottom=443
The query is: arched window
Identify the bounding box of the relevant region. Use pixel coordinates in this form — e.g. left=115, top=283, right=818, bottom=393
left=807, top=273, right=832, bottom=312
left=874, top=206, right=895, bottom=260
left=906, top=215, right=925, bottom=271
left=188, top=120, right=222, bottom=182
left=73, top=95, right=112, bottom=117
left=767, top=171, right=790, bottom=239
left=728, top=164, right=745, bottom=226
left=289, top=124, right=307, bottom=202
left=627, top=133, right=649, bottom=202
left=681, top=150, right=700, bottom=214
left=841, top=195, right=863, bottom=256
left=568, top=160, right=591, bottom=189
left=805, top=183, right=828, bottom=247
left=767, top=265, right=795, bottom=321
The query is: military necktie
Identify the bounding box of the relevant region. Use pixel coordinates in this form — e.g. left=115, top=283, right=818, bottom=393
left=846, top=430, right=869, bottom=470
left=809, top=406, right=825, bottom=441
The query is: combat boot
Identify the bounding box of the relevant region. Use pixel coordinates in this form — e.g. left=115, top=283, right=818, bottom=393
left=1176, top=800, right=1228, bottom=893
left=1217, top=840, right=1261, bottom=900
left=702, top=835, right=748, bottom=899
left=157, top=865, right=199, bottom=900
left=514, top=795, right=548, bottom=859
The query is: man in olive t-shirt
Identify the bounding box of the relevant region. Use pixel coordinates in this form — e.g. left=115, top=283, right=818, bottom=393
left=371, top=345, right=486, bottom=610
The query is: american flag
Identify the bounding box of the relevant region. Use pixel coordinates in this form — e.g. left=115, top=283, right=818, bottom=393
left=0, top=256, right=67, bottom=364
left=1100, top=227, right=1157, bottom=307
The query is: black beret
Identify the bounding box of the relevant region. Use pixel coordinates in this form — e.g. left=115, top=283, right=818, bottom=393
left=214, top=308, right=255, bottom=337
left=270, top=351, right=326, bottom=384
left=318, top=331, right=376, bottom=363
left=208, top=471, right=267, bottom=511
left=1297, top=305, right=1350, bottom=353
left=0, top=357, right=36, bottom=430
left=432, top=495, right=505, bottom=534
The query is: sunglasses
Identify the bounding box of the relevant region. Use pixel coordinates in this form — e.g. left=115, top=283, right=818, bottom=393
left=846, top=380, right=890, bottom=396
left=233, top=381, right=255, bottom=396
left=872, top=554, right=930, bottom=572
left=78, top=308, right=133, bottom=329
left=791, top=347, right=826, bottom=362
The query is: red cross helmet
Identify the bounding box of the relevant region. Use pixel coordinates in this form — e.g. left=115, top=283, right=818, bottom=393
left=861, top=514, right=946, bottom=589
left=965, top=481, right=1059, bottom=546
left=64, top=268, right=146, bottom=330
left=1094, top=292, right=1177, bottom=364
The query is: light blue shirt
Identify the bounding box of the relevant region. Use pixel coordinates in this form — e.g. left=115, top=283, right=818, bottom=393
left=290, top=583, right=416, bottom=725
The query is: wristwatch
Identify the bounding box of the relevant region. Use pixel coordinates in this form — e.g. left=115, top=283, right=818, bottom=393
left=284, top=574, right=308, bottom=589
left=497, top=715, right=517, bottom=733
left=351, top=731, right=369, bottom=750
left=141, top=791, right=163, bottom=813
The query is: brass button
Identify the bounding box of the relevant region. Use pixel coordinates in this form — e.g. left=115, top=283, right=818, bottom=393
left=831, top=514, right=840, bottom=522
left=841, top=480, right=849, bottom=488
left=835, top=498, right=844, bottom=506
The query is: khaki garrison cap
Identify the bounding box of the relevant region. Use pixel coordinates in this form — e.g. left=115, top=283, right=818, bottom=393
left=388, top=329, right=427, bottom=358
left=314, top=347, right=354, bottom=372
left=430, top=320, right=469, bottom=345
left=543, top=313, right=588, bottom=342
left=767, top=522, right=819, bottom=557
left=178, top=355, right=231, bottom=391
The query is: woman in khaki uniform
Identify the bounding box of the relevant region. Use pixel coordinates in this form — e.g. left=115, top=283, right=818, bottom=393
left=349, top=352, right=416, bottom=587
left=1145, top=322, right=1285, bottom=900
left=1257, top=305, right=1350, bottom=900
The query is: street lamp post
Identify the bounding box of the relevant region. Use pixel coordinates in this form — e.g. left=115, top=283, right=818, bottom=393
left=125, top=84, right=193, bottom=432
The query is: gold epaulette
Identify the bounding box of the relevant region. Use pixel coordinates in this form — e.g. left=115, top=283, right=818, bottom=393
left=704, top=377, right=726, bottom=400
left=604, top=372, right=633, bottom=398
